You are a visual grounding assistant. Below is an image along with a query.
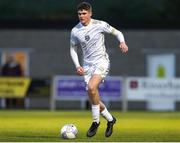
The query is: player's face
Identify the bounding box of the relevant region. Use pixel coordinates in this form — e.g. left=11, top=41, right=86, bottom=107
left=78, top=9, right=92, bottom=26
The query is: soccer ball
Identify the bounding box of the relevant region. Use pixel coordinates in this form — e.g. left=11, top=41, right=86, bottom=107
left=60, top=124, right=78, bottom=139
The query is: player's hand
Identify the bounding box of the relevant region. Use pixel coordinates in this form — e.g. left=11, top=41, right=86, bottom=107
left=76, top=66, right=84, bottom=76
left=119, top=42, right=128, bottom=53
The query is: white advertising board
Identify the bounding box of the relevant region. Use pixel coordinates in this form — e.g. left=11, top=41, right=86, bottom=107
left=126, top=77, right=180, bottom=111
left=147, top=54, right=175, bottom=78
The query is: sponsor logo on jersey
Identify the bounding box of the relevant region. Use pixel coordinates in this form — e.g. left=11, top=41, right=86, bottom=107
left=85, top=35, right=90, bottom=41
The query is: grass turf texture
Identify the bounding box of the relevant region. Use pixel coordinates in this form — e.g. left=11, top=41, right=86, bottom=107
left=0, top=110, right=180, bottom=142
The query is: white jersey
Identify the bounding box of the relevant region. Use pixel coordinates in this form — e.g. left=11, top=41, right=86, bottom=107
left=70, top=19, right=123, bottom=66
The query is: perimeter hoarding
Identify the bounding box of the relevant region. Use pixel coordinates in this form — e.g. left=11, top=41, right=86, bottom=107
left=51, top=76, right=123, bottom=110
left=0, top=77, right=31, bottom=98
left=53, top=76, right=122, bottom=100
left=126, top=77, right=180, bottom=111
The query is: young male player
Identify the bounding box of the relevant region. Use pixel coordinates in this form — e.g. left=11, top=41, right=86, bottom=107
left=70, top=2, right=128, bottom=137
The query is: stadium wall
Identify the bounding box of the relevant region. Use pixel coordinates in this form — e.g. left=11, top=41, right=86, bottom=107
left=0, top=30, right=180, bottom=77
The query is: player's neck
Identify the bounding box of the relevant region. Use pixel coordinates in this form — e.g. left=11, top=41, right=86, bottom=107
left=82, top=19, right=91, bottom=26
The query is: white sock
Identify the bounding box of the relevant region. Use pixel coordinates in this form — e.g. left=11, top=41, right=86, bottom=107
left=101, top=108, right=113, bottom=122
left=91, top=104, right=100, bottom=123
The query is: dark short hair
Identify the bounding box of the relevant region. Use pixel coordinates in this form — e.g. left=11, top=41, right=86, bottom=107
left=77, top=2, right=92, bottom=11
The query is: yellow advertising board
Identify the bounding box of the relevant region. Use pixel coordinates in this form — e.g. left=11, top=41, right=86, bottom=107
left=0, top=77, right=31, bottom=98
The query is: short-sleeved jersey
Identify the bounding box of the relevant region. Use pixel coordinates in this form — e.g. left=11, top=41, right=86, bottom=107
left=70, top=19, right=115, bottom=65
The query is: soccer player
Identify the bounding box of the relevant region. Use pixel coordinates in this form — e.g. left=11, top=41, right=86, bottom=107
left=70, top=2, right=128, bottom=137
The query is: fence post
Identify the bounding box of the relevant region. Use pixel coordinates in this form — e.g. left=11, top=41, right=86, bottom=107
left=50, top=76, right=55, bottom=111
left=1, top=98, right=6, bottom=109
left=122, top=76, right=128, bottom=112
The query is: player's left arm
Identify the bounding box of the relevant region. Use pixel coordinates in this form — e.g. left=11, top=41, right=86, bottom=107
left=112, top=28, right=128, bottom=53
left=101, top=21, right=128, bottom=53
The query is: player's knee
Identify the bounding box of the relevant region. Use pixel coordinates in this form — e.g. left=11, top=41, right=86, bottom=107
left=87, top=84, right=96, bottom=95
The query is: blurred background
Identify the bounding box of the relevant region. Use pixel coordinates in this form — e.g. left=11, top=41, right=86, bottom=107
left=0, top=0, right=180, bottom=111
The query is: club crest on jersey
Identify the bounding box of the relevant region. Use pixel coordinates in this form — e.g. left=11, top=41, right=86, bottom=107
left=85, top=35, right=90, bottom=41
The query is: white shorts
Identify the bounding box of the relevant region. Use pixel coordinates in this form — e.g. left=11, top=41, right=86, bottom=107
left=83, top=60, right=110, bottom=84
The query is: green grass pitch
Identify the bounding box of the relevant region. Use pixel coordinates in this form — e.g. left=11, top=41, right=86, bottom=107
left=0, top=110, right=180, bottom=142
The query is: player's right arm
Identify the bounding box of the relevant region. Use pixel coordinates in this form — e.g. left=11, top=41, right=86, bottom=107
left=70, top=30, right=84, bottom=76
left=70, top=44, right=84, bottom=76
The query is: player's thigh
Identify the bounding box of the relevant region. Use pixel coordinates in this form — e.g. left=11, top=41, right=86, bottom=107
left=88, top=74, right=102, bottom=90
